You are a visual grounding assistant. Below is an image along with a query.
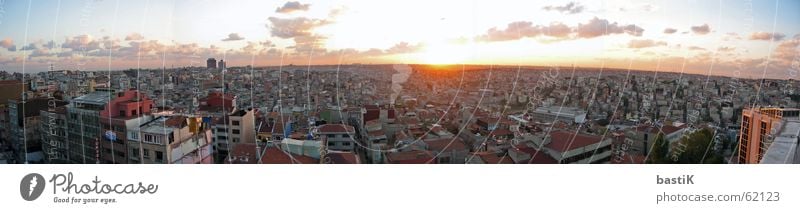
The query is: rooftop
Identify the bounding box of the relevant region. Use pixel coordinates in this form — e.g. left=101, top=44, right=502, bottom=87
left=761, top=118, right=800, bottom=164
left=318, top=124, right=355, bottom=133
left=73, top=91, right=112, bottom=106
left=386, top=150, right=435, bottom=164
left=545, top=131, right=604, bottom=153
left=324, top=152, right=360, bottom=164
left=423, top=137, right=467, bottom=152
left=226, top=143, right=317, bottom=164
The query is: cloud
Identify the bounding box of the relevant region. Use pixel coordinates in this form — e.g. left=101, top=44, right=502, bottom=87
left=542, top=2, right=584, bottom=14
left=663, top=28, right=677, bottom=34
left=478, top=21, right=541, bottom=42
left=29, top=48, right=57, bottom=58
left=62, top=34, right=103, bottom=52
left=222, top=33, right=245, bottom=41
left=260, top=40, right=276, bottom=48
left=267, top=16, right=331, bottom=53
left=0, top=38, right=16, bottom=51
left=542, top=22, right=572, bottom=37
left=116, top=40, right=166, bottom=59
left=717, top=46, right=735, bottom=52
left=276, top=1, right=310, bottom=13
left=477, top=17, right=641, bottom=42
left=125, top=33, right=145, bottom=41
left=690, top=24, right=710, bottom=35
left=267, top=17, right=330, bottom=39
left=576, top=17, right=643, bottom=38
left=688, top=46, right=707, bottom=51
left=627, top=39, right=667, bottom=48
left=769, top=37, right=800, bottom=69
left=748, top=32, right=785, bottom=41
left=0, top=56, right=22, bottom=65
left=386, top=42, right=424, bottom=54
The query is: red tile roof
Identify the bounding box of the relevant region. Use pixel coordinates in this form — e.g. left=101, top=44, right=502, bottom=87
left=545, top=131, right=603, bottom=153
left=511, top=145, right=558, bottom=164
left=386, top=150, right=436, bottom=164
left=488, top=129, right=514, bottom=137
left=164, top=116, right=188, bottom=128
left=324, top=152, right=360, bottom=164
left=318, top=124, right=355, bottom=133
left=423, top=137, right=467, bottom=152
left=226, top=143, right=316, bottom=164
left=261, top=147, right=317, bottom=164
left=474, top=152, right=514, bottom=164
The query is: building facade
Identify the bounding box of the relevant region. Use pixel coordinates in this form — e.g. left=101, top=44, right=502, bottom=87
left=738, top=107, right=800, bottom=164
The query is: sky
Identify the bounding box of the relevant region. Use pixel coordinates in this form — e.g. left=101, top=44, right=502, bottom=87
left=0, top=0, right=798, bottom=79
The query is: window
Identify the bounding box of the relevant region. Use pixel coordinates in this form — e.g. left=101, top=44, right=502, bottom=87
left=131, top=149, right=139, bottom=157
left=232, top=121, right=240, bottom=126
left=232, top=129, right=240, bottom=134
left=327, top=134, right=335, bottom=138
left=144, top=134, right=154, bottom=143
left=343, top=142, right=351, bottom=146
left=129, top=132, right=139, bottom=140
left=119, top=110, right=125, bottom=116
left=155, top=151, right=163, bottom=162
left=328, top=142, right=335, bottom=147
left=143, top=150, right=150, bottom=159
left=341, top=134, right=349, bottom=138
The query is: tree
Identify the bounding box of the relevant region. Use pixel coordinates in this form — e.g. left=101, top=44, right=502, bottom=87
left=673, top=128, right=724, bottom=164
left=647, top=133, right=670, bottom=164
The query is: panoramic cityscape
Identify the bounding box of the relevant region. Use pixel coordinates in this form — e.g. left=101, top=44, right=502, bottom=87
left=0, top=0, right=798, bottom=164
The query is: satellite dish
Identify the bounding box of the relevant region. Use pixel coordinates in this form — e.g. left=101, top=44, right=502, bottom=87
left=104, top=130, right=117, bottom=142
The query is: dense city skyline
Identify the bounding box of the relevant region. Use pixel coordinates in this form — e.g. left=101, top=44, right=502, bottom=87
left=0, top=0, right=799, bottom=79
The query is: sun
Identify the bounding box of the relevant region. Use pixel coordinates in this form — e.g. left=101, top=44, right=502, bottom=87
left=418, top=42, right=470, bottom=65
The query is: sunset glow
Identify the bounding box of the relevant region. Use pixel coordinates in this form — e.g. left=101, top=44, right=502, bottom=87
left=0, top=0, right=798, bottom=79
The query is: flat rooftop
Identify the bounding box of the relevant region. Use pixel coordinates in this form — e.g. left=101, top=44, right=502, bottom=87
left=761, top=118, right=800, bottom=164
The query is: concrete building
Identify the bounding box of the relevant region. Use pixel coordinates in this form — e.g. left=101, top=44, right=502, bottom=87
left=736, top=107, right=800, bottom=164
left=39, top=106, right=69, bottom=163
left=8, top=97, right=68, bottom=163
left=207, top=58, right=217, bottom=69
left=528, top=130, right=613, bottom=164
left=127, top=116, right=213, bottom=164
left=98, top=89, right=155, bottom=164
left=737, top=107, right=800, bottom=164
left=218, top=60, right=226, bottom=70
left=760, top=111, right=800, bottom=164
left=66, top=89, right=153, bottom=164
left=212, top=108, right=256, bottom=160
left=420, top=137, right=469, bottom=164
left=0, top=80, right=26, bottom=147
left=624, top=123, right=689, bottom=157
left=67, top=91, right=109, bottom=164
left=530, top=106, right=587, bottom=124
left=316, top=124, right=356, bottom=152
